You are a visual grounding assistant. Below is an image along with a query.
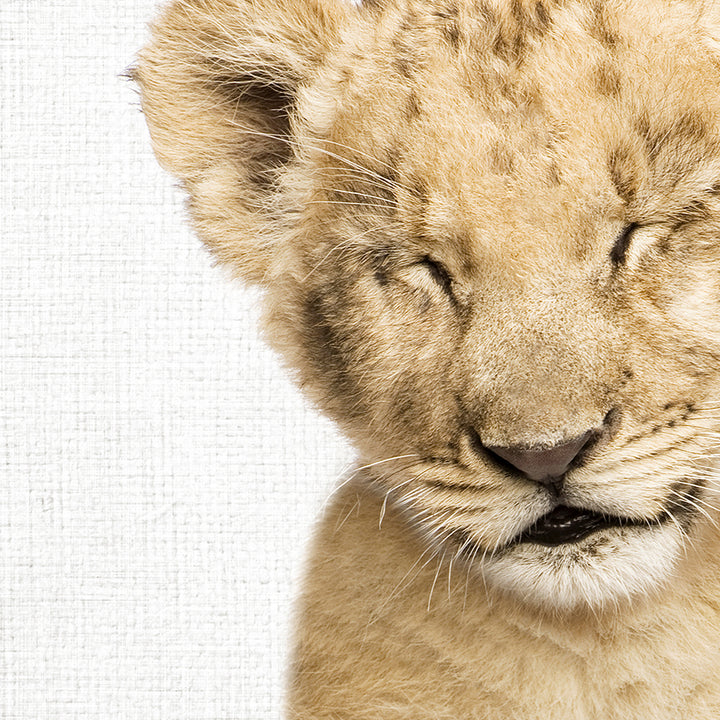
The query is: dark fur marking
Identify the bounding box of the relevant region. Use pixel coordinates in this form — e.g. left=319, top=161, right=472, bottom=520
left=406, top=91, right=422, bottom=120
left=607, top=146, right=638, bottom=204
left=492, top=21, right=526, bottom=64
left=407, top=175, right=431, bottom=241
left=359, top=0, right=387, bottom=11
left=674, top=111, right=710, bottom=144
left=393, top=54, right=413, bottom=78
left=510, top=31, right=526, bottom=63
left=594, top=62, right=622, bottom=97
left=245, top=149, right=294, bottom=190
left=424, top=479, right=487, bottom=493
left=625, top=412, right=709, bottom=451
left=474, top=0, right=497, bottom=25
left=489, top=141, right=516, bottom=174
left=491, top=30, right=511, bottom=61
left=671, top=199, right=711, bottom=231
left=395, top=375, right=452, bottom=437
left=400, top=8, right=418, bottom=33
left=391, top=16, right=423, bottom=79
left=588, top=2, right=620, bottom=48
left=665, top=479, right=704, bottom=529
left=468, top=0, right=499, bottom=57
left=364, top=245, right=397, bottom=286
left=302, top=290, right=364, bottom=419
left=682, top=403, right=697, bottom=420
left=634, top=113, right=651, bottom=145
left=546, top=160, right=561, bottom=185
left=684, top=345, right=720, bottom=365
left=509, top=0, right=528, bottom=28
left=444, top=21, right=462, bottom=47
left=637, top=111, right=710, bottom=162
left=339, top=65, right=354, bottom=84
left=510, top=0, right=552, bottom=37
left=434, top=3, right=462, bottom=48
left=535, top=1, right=551, bottom=33
left=376, top=177, right=399, bottom=209
left=662, top=400, right=688, bottom=412
left=527, top=86, right=545, bottom=114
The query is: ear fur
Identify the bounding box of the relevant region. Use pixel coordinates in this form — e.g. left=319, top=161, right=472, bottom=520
left=135, top=0, right=352, bottom=284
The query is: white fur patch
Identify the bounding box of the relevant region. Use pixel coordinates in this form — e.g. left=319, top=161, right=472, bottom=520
left=480, top=523, right=684, bottom=611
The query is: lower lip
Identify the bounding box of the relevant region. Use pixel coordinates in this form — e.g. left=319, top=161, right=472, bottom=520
left=514, top=505, right=646, bottom=546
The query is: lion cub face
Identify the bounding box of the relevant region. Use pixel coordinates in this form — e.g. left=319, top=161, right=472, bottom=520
left=138, top=0, right=720, bottom=610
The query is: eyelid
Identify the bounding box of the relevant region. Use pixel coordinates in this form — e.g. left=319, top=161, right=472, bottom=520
left=610, top=222, right=640, bottom=266
left=418, top=256, right=455, bottom=298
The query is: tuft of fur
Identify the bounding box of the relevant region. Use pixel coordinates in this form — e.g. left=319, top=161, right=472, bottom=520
left=136, top=0, right=720, bottom=717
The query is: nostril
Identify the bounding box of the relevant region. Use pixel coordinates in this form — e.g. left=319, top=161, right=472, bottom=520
left=484, top=430, right=595, bottom=485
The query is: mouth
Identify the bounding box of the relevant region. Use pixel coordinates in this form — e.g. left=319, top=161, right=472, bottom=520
left=512, top=505, right=650, bottom=547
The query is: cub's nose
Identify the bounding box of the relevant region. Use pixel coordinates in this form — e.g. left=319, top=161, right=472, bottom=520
left=485, top=430, right=595, bottom=486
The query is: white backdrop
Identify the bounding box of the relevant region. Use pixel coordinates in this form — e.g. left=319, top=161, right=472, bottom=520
left=1, top=2, right=353, bottom=717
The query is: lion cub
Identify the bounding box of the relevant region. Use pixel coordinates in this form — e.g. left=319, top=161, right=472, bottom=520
left=136, top=0, right=720, bottom=716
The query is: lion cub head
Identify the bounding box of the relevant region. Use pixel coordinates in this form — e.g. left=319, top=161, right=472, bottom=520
left=137, top=0, right=720, bottom=610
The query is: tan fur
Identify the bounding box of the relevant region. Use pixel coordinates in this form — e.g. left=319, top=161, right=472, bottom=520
left=136, top=0, right=720, bottom=716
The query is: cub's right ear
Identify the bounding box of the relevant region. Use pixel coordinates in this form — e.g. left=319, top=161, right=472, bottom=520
left=134, top=0, right=352, bottom=284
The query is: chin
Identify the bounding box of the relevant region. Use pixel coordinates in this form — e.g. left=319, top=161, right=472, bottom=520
left=479, top=523, right=685, bottom=613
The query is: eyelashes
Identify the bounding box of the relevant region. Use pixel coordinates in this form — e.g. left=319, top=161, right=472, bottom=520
left=373, top=253, right=457, bottom=308
left=610, top=222, right=640, bottom=267
left=419, top=256, right=455, bottom=299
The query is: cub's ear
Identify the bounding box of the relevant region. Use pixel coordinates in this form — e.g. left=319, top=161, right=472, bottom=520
left=134, top=0, right=352, bottom=284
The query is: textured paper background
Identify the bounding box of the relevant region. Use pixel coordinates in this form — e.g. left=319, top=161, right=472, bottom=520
left=1, top=2, right=353, bottom=717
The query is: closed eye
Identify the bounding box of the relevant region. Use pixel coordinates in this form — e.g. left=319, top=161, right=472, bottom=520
left=610, top=222, right=640, bottom=266
left=419, top=256, right=455, bottom=299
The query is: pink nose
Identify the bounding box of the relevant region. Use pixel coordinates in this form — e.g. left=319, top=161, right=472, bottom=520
left=486, top=431, right=594, bottom=485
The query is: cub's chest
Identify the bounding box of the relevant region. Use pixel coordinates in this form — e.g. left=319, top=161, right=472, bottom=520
left=288, top=479, right=720, bottom=720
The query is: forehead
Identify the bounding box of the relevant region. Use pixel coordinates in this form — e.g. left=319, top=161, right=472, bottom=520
left=339, top=0, right=720, bottom=129
left=312, top=0, right=720, bottom=258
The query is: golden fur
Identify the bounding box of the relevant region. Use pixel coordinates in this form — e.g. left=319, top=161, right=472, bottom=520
left=136, top=0, right=720, bottom=716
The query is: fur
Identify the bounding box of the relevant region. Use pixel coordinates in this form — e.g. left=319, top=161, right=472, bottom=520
left=135, top=0, right=720, bottom=716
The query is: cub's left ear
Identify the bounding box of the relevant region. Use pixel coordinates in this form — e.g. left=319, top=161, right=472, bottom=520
left=134, top=0, right=353, bottom=284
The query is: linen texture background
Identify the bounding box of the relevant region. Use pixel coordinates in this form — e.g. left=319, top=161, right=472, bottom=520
left=2, top=1, right=352, bottom=717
